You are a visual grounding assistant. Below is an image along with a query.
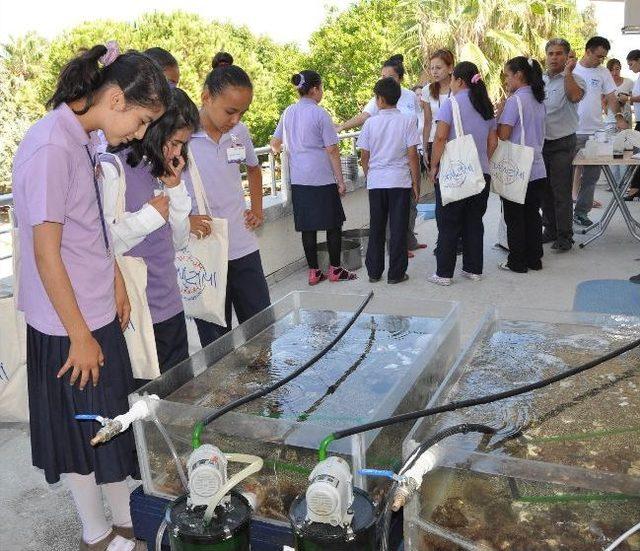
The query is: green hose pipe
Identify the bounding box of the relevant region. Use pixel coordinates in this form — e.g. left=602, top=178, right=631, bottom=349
left=191, top=421, right=204, bottom=450
left=318, top=433, right=336, bottom=461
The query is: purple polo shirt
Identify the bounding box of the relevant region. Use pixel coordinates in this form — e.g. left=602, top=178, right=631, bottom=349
left=273, top=97, right=339, bottom=186
left=185, top=123, right=259, bottom=261
left=356, top=108, right=421, bottom=189
left=12, top=104, right=116, bottom=336
left=436, top=89, right=497, bottom=174
left=499, top=86, right=547, bottom=181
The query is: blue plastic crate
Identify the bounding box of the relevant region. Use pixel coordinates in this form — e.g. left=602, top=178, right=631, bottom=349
left=130, top=486, right=294, bottom=551
left=416, top=203, right=436, bottom=220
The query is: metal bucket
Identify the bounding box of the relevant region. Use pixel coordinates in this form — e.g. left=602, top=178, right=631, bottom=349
left=340, top=155, right=358, bottom=183
left=341, top=228, right=370, bottom=257
left=317, top=239, right=362, bottom=272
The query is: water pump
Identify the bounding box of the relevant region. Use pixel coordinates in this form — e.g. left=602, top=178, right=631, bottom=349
left=289, top=457, right=377, bottom=550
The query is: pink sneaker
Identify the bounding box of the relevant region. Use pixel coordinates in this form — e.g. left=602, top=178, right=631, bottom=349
left=328, top=266, right=358, bottom=282
left=308, top=269, right=326, bottom=286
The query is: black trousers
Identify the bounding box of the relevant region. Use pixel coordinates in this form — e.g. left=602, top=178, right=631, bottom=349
left=434, top=176, right=490, bottom=278
left=502, top=179, right=545, bottom=273
left=542, top=134, right=576, bottom=241
left=195, top=250, right=271, bottom=348
left=366, top=188, right=410, bottom=281
left=153, top=311, right=189, bottom=374
left=302, top=229, right=342, bottom=269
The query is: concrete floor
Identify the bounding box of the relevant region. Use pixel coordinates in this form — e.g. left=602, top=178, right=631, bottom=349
left=2, top=182, right=640, bottom=550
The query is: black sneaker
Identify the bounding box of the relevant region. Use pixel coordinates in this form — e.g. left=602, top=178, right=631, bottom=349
left=388, top=274, right=409, bottom=284
left=552, top=239, right=572, bottom=252
left=630, top=273, right=640, bottom=284
left=573, top=214, right=593, bottom=227
left=542, top=232, right=557, bottom=244
left=368, top=276, right=381, bottom=283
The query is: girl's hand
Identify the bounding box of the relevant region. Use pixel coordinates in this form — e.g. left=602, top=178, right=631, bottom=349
left=429, top=165, right=438, bottom=182
left=338, top=181, right=347, bottom=197
left=159, top=152, right=186, bottom=188
left=189, top=215, right=212, bottom=239
left=57, top=332, right=104, bottom=390
left=244, top=209, right=263, bottom=230
left=115, top=268, right=131, bottom=331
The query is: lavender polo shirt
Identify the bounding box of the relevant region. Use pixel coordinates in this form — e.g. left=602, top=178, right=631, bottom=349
left=436, top=90, right=497, bottom=175
left=185, top=123, right=259, bottom=261
left=356, top=108, right=421, bottom=189
left=499, top=86, right=547, bottom=181
left=273, top=97, right=339, bottom=186
left=12, top=104, right=116, bottom=336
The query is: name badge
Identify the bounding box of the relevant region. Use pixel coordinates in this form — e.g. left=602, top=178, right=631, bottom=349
left=227, top=144, right=246, bottom=164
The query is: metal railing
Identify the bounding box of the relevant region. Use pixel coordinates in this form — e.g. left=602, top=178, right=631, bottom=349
left=0, top=131, right=361, bottom=265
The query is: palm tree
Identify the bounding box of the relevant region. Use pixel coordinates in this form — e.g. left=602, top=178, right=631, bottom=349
left=400, top=0, right=595, bottom=99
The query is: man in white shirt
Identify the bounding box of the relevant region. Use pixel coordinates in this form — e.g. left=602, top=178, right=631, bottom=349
left=573, top=36, right=629, bottom=227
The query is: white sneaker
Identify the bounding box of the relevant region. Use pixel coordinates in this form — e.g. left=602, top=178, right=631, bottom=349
left=461, top=270, right=482, bottom=281
left=428, top=273, right=452, bottom=286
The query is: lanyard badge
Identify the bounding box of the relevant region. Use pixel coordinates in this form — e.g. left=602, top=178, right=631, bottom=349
left=226, top=134, right=246, bottom=164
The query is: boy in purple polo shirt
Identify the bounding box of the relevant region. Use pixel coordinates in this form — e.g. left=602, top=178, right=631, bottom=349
left=12, top=45, right=170, bottom=550
left=357, top=77, right=421, bottom=284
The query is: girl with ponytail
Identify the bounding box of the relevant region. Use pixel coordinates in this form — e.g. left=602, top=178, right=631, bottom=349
left=13, top=43, right=170, bottom=550
left=271, top=70, right=356, bottom=285
left=498, top=56, right=547, bottom=273
left=185, top=52, right=271, bottom=348
left=428, top=61, right=498, bottom=287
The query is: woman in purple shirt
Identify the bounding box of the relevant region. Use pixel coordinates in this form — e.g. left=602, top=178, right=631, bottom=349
left=186, top=53, right=271, bottom=348
left=271, top=70, right=357, bottom=285
left=102, top=88, right=200, bottom=375
left=428, top=62, right=498, bottom=286
left=12, top=45, right=170, bottom=550
left=498, top=57, right=547, bottom=273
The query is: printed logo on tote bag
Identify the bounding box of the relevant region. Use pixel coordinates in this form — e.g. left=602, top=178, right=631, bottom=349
left=440, top=160, right=476, bottom=189
left=175, top=250, right=220, bottom=301
left=492, top=157, right=527, bottom=187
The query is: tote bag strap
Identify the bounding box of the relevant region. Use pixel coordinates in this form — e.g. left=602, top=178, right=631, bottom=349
left=282, top=105, right=293, bottom=151
left=187, top=146, right=212, bottom=217
left=450, top=96, right=464, bottom=139
left=515, top=95, right=526, bottom=146
left=102, top=153, right=127, bottom=222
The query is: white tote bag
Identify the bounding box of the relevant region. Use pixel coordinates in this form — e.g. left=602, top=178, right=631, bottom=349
left=0, top=208, right=28, bottom=422
left=490, top=95, right=534, bottom=205
left=175, top=148, right=228, bottom=326
left=438, top=97, right=487, bottom=206
left=107, top=154, right=161, bottom=380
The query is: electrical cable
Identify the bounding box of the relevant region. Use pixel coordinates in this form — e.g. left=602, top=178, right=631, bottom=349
left=604, top=520, right=640, bottom=551
left=193, top=291, right=374, bottom=444
left=317, top=335, right=640, bottom=460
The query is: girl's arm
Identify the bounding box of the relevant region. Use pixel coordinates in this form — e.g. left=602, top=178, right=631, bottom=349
left=408, top=145, right=420, bottom=201
left=422, top=104, right=433, bottom=158
left=325, top=144, right=347, bottom=196
left=487, top=128, right=499, bottom=159
left=360, top=150, right=370, bottom=178
left=102, top=162, right=167, bottom=255
left=33, top=222, right=104, bottom=390
left=114, top=262, right=130, bottom=331
left=429, top=120, right=450, bottom=180
left=497, top=123, right=513, bottom=141
left=245, top=164, right=264, bottom=230
left=159, top=155, right=192, bottom=250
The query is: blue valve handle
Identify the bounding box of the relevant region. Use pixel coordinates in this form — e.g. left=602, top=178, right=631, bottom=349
left=358, top=469, right=398, bottom=480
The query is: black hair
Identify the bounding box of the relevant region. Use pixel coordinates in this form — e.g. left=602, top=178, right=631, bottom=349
left=627, top=49, right=640, bottom=62
left=505, top=56, right=546, bottom=103
left=144, top=47, right=178, bottom=69
left=212, top=51, right=234, bottom=69
left=373, top=77, right=401, bottom=106
left=205, top=51, right=252, bottom=97
left=123, top=88, right=199, bottom=177
left=383, top=54, right=405, bottom=80
left=291, top=70, right=322, bottom=96
left=452, top=62, right=494, bottom=120
left=47, top=46, right=171, bottom=115
left=585, top=36, right=611, bottom=53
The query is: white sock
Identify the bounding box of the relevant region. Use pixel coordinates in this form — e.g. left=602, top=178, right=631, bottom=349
left=102, top=480, right=133, bottom=528
left=63, top=472, right=111, bottom=544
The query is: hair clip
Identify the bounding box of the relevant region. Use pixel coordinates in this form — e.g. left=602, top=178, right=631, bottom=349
left=297, top=73, right=306, bottom=89
left=471, top=73, right=482, bottom=84
left=100, top=41, right=120, bottom=67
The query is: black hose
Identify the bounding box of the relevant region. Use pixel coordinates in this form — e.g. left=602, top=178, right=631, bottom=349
left=201, top=291, right=375, bottom=427
left=329, top=335, right=640, bottom=442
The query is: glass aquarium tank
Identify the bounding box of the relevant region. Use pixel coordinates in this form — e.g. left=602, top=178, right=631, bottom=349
left=403, top=307, right=640, bottom=550
left=131, top=291, right=460, bottom=525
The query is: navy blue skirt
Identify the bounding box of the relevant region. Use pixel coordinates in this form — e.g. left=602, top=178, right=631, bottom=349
left=27, top=318, right=139, bottom=484
left=291, top=183, right=346, bottom=232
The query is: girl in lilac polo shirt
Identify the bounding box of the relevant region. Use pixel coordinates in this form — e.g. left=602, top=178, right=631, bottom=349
left=271, top=70, right=357, bottom=286
left=101, top=88, right=200, bottom=375
left=12, top=45, right=170, bottom=550
left=185, top=53, right=271, bottom=348
left=428, top=62, right=498, bottom=286
left=498, top=57, right=547, bottom=273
